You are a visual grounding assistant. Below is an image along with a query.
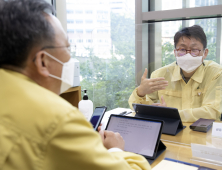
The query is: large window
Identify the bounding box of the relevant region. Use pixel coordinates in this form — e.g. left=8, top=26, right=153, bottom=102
left=135, top=0, right=222, bottom=83
left=66, top=0, right=135, bottom=110
left=64, top=0, right=222, bottom=110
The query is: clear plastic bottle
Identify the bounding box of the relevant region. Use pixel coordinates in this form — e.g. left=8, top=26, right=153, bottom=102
left=78, top=89, right=93, bottom=121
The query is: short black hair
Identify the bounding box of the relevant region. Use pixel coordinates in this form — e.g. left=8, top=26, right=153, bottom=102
left=174, top=25, right=207, bottom=49
left=0, top=0, right=55, bottom=68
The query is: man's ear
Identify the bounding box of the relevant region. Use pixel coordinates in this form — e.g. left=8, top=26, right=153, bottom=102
left=203, top=48, right=208, bottom=60
left=34, top=51, right=50, bottom=77
left=174, top=49, right=177, bottom=58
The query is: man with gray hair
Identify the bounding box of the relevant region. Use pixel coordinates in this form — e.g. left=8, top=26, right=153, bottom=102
left=0, top=0, right=150, bottom=169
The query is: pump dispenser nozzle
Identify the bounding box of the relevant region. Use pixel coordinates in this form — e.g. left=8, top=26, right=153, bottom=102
left=82, top=89, right=88, bottom=100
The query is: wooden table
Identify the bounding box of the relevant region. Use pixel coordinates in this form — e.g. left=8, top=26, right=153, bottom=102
left=128, top=112, right=222, bottom=169
left=151, top=142, right=221, bottom=169
left=60, top=86, right=81, bottom=108
left=161, top=122, right=214, bottom=146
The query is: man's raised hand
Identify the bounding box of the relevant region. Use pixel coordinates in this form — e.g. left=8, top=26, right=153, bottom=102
left=137, top=68, right=168, bottom=97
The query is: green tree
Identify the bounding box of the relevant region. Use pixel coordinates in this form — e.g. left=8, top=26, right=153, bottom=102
left=162, top=41, right=176, bottom=66
left=75, top=12, right=136, bottom=111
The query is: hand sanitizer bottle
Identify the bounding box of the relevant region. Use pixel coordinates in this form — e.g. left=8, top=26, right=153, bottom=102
left=78, top=89, right=93, bottom=121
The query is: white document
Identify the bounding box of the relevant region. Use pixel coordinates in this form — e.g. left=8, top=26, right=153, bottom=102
left=211, top=137, right=222, bottom=149
left=191, top=143, right=222, bottom=163
left=100, top=108, right=133, bottom=130
left=212, top=122, right=222, bottom=138
left=152, top=160, right=198, bottom=170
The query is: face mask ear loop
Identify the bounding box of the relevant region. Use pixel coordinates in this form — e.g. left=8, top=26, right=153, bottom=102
left=202, top=49, right=205, bottom=57
left=49, top=74, right=62, bottom=81
left=43, top=51, right=64, bottom=65
left=42, top=51, right=64, bottom=81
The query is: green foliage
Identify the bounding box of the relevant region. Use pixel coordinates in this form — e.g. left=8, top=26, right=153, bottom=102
left=111, top=12, right=135, bottom=57
left=76, top=12, right=135, bottom=111
left=205, top=31, right=216, bottom=62
left=162, top=41, right=176, bottom=66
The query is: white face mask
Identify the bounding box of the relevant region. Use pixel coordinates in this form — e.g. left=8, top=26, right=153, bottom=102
left=43, top=51, right=75, bottom=94
left=176, top=51, right=205, bottom=73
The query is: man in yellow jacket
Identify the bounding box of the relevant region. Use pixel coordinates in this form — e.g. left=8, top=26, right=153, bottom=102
left=0, top=0, right=150, bottom=169
left=129, top=25, right=222, bottom=123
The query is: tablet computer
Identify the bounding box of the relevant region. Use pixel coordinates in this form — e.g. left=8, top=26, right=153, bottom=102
left=133, top=104, right=186, bottom=136
left=106, top=114, right=165, bottom=162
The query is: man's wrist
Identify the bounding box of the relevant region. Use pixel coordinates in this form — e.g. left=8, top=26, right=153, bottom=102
left=137, top=86, right=146, bottom=97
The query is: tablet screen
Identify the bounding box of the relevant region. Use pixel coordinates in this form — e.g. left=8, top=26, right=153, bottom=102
left=106, top=115, right=162, bottom=158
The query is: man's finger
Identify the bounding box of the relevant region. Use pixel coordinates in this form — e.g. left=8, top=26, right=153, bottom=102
left=152, top=83, right=168, bottom=90
left=104, top=130, right=113, bottom=137
left=142, top=68, right=148, bottom=80
left=97, top=126, right=101, bottom=132
left=151, top=80, right=168, bottom=86
left=149, top=77, right=166, bottom=82
left=151, top=86, right=167, bottom=93
left=161, top=96, right=166, bottom=105
left=99, top=130, right=105, bottom=142
left=151, top=103, right=161, bottom=106
left=97, top=123, right=103, bottom=132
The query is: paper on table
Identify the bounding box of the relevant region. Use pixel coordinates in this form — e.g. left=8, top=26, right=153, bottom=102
left=152, top=160, right=198, bottom=170
left=212, top=122, right=222, bottom=138
left=100, top=108, right=133, bottom=130
left=191, top=143, right=222, bottom=163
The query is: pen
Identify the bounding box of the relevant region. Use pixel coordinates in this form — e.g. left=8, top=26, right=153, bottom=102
left=123, top=111, right=132, bottom=116
left=119, top=111, right=127, bottom=115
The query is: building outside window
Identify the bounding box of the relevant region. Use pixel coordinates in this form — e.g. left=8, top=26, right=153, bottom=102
left=85, top=10, right=93, bottom=14
left=67, top=19, right=74, bottom=24
left=66, top=0, right=135, bottom=110
left=75, top=20, right=83, bottom=24
left=85, top=20, right=93, bottom=24
left=87, top=39, right=93, bottom=43
left=67, top=29, right=74, bottom=34
left=67, top=9, right=74, bottom=14
left=77, top=39, right=83, bottom=43
left=75, top=10, right=83, bottom=14
left=75, top=29, right=83, bottom=34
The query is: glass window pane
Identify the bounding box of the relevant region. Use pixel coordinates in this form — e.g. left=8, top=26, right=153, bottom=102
left=150, top=0, right=222, bottom=11
left=139, top=18, right=220, bottom=80
left=66, top=0, right=135, bottom=111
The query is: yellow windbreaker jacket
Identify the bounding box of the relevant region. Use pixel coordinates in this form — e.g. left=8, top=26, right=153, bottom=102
left=0, top=69, right=150, bottom=170
left=129, top=60, right=222, bottom=122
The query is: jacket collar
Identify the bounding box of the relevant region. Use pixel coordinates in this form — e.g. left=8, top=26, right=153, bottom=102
left=171, top=63, right=182, bottom=82
left=191, top=63, right=205, bottom=83
left=1, top=68, right=36, bottom=84
left=171, top=62, right=205, bottom=83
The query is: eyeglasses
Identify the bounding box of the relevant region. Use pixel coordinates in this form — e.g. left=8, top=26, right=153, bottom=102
left=176, top=48, right=202, bottom=57
left=41, top=45, right=71, bottom=52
